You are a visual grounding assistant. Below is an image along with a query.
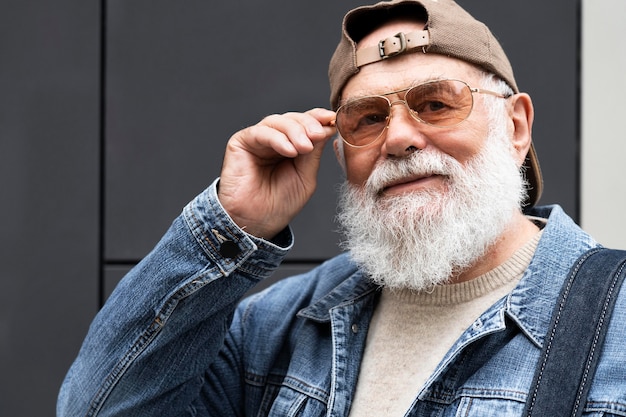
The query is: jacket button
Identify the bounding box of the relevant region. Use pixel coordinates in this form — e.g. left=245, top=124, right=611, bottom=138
left=219, top=240, right=241, bottom=259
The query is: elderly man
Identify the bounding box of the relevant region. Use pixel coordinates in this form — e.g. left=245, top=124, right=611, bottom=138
left=58, top=1, right=626, bottom=416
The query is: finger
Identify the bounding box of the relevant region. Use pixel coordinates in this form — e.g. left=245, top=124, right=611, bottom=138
left=290, top=108, right=337, bottom=140
left=276, top=110, right=337, bottom=146
left=304, top=108, right=337, bottom=129
left=230, top=110, right=337, bottom=160
left=260, top=113, right=321, bottom=154
left=233, top=124, right=300, bottom=158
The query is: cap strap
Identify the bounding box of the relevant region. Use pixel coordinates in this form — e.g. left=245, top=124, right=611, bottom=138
left=355, top=30, right=430, bottom=67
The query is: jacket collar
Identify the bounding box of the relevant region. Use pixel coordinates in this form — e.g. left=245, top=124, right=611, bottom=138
left=298, top=205, right=597, bottom=349
left=297, top=261, right=378, bottom=323
left=505, top=205, right=598, bottom=347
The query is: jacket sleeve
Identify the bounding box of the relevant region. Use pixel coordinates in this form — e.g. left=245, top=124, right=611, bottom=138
left=57, top=179, right=292, bottom=417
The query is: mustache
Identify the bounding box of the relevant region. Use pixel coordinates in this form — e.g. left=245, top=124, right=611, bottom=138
left=364, top=150, right=461, bottom=196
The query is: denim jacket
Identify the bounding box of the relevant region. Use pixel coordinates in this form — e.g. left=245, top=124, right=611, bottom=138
left=58, top=180, right=626, bottom=417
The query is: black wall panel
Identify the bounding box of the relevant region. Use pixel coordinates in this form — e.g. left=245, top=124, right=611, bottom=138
left=459, top=0, right=579, bottom=215
left=102, top=0, right=580, bottom=305
left=0, top=1, right=100, bottom=416
left=0, top=1, right=579, bottom=415
left=104, top=0, right=578, bottom=267
left=103, top=0, right=361, bottom=263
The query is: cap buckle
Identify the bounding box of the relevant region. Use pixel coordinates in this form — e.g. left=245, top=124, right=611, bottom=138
left=379, top=32, right=407, bottom=59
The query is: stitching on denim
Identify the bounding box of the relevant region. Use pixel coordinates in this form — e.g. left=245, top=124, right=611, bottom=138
left=244, top=372, right=330, bottom=408
left=423, top=387, right=527, bottom=405
left=463, top=397, right=473, bottom=417
left=85, top=277, right=211, bottom=416
left=186, top=208, right=219, bottom=255
left=573, top=258, right=626, bottom=416
left=287, top=394, right=307, bottom=416
left=525, top=248, right=601, bottom=416
left=223, top=225, right=240, bottom=243
left=281, top=375, right=330, bottom=404
left=584, top=400, right=626, bottom=413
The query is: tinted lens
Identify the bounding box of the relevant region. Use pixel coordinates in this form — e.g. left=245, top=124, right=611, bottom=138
left=405, top=80, right=473, bottom=126
left=336, top=80, right=475, bottom=147
left=336, top=96, right=390, bottom=147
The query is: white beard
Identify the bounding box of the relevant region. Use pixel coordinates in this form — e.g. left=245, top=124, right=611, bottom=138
left=337, top=125, right=528, bottom=291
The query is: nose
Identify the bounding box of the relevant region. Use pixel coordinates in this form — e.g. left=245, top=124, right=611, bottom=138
left=380, top=100, right=428, bottom=158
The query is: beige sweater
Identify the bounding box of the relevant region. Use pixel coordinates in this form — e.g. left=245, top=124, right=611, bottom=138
left=348, top=231, right=542, bottom=416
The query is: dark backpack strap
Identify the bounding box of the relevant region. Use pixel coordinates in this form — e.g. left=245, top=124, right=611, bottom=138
left=523, top=247, right=626, bottom=417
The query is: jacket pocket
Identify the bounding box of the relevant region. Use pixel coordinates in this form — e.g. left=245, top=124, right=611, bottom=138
left=258, top=383, right=328, bottom=417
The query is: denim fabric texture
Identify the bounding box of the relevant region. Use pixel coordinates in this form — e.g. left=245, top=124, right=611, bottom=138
left=58, top=179, right=626, bottom=417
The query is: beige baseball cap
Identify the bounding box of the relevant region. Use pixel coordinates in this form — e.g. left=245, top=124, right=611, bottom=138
left=328, top=0, right=543, bottom=207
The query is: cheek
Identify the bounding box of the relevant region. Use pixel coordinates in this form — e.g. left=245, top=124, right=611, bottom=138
left=344, top=146, right=381, bottom=187
left=438, top=128, right=489, bottom=165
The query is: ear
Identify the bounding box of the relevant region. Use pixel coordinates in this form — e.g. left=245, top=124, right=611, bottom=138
left=333, top=137, right=346, bottom=172
left=508, top=93, right=534, bottom=167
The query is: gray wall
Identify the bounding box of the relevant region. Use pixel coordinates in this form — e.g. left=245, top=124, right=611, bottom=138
left=0, top=1, right=100, bottom=415
left=581, top=0, right=626, bottom=250
left=0, top=1, right=579, bottom=415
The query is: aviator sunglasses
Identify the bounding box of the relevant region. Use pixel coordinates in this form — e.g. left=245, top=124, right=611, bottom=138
left=334, top=79, right=510, bottom=148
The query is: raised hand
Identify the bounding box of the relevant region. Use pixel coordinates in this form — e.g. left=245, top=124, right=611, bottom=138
left=218, top=108, right=336, bottom=239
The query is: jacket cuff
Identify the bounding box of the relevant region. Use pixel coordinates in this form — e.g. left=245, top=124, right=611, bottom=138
left=182, top=178, right=293, bottom=278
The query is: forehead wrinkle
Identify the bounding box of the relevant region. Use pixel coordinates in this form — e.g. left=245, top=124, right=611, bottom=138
left=339, top=52, right=488, bottom=107
left=338, top=73, right=450, bottom=107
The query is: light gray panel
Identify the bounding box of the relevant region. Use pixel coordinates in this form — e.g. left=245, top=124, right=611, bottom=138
left=0, top=1, right=101, bottom=416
